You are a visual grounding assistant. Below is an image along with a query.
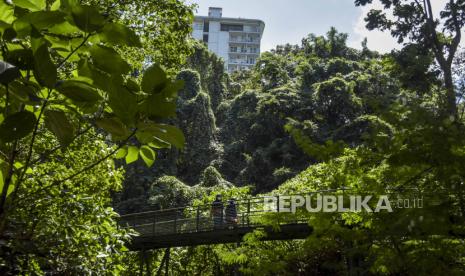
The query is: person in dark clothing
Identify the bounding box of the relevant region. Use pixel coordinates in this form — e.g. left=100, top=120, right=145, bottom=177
left=211, top=194, right=224, bottom=229
left=225, top=198, right=238, bottom=228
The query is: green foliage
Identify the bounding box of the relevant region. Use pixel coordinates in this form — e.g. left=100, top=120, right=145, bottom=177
left=2, top=130, right=131, bottom=274
left=185, top=42, right=229, bottom=111
left=44, top=109, right=74, bottom=148
left=355, top=0, right=463, bottom=117
left=0, top=0, right=190, bottom=272
left=198, top=166, right=233, bottom=188
left=313, top=77, right=362, bottom=126
left=123, top=22, right=465, bottom=274
left=147, top=176, right=195, bottom=209
left=0, top=0, right=456, bottom=272
left=177, top=69, right=201, bottom=100
left=255, top=52, right=290, bottom=90
left=86, top=0, right=195, bottom=71
left=302, top=27, right=350, bottom=59
left=0, top=110, right=35, bottom=142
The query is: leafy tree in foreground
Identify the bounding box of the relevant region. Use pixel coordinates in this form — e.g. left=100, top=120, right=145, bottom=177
left=86, top=0, right=195, bottom=71
left=0, top=0, right=186, bottom=272
left=355, top=0, right=464, bottom=118
left=3, top=130, right=130, bottom=274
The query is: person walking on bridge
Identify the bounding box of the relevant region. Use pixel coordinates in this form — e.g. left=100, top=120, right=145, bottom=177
left=225, top=198, right=238, bottom=229
left=211, top=194, right=224, bottom=229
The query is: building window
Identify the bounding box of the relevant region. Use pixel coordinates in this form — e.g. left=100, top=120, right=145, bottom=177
left=203, top=21, right=209, bottom=32
left=193, top=22, right=203, bottom=30
left=230, top=46, right=237, bottom=52
left=203, top=34, right=209, bottom=43
left=221, top=24, right=243, bottom=31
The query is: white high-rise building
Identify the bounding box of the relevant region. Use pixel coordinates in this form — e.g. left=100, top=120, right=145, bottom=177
left=192, top=7, right=265, bottom=73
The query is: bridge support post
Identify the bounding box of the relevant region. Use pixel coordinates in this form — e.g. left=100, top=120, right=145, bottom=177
left=165, top=247, right=170, bottom=276
left=196, top=206, right=200, bottom=232
left=152, top=213, right=156, bottom=236
left=276, top=195, right=280, bottom=224
left=276, top=195, right=280, bottom=212
left=174, top=211, right=177, bottom=233
left=145, top=251, right=151, bottom=275
left=139, top=250, right=146, bottom=276
left=247, top=199, right=250, bottom=226
left=156, top=248, right=170, bottom=276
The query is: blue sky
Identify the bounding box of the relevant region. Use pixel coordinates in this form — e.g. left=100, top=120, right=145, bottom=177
left=186, top=0, right=454, bottom=53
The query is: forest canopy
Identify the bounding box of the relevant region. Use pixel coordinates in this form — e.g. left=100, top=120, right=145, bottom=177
left=0, top=0, right=464, bottom=275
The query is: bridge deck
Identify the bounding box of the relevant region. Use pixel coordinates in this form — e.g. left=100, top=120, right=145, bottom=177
left=119, top=194, right=329, bottom=250
left=128, top=223, right=312, bottom=250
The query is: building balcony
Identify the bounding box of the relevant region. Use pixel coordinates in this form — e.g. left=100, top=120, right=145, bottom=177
left=228, top=60, right=255, bottom=65
left=229, top=39, right=260, bottom=44
left=228, top=51, right=259, bottom=55
left=228, top=30, right=261, bottom=34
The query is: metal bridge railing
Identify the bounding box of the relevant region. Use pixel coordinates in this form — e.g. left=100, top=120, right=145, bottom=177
left=119, top=188, right=440, bottom=238
left=118, top=190, right=347, bottom=237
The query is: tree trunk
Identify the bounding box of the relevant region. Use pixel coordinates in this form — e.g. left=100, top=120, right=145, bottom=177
left=443, top=66, right=458, bottom=119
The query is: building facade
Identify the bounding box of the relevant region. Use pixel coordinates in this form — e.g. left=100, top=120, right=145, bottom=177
left=192, top=7, right=265, bottom=73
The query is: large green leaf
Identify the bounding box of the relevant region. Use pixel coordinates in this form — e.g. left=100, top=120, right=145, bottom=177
left=56, top=79, right=102, bottom=103
left=99, top=23, right=141, bottom=47
left=125, top=79, right=140, bottom=93
left=0, top=167, right=3, bottom=197
left=139, top=93, right=176, bottom=118
left=137, top=122, right=185, bottom=149
left=140, top=145, right=156, bottom=167
left=141, top=64, right=167, bottom=94
left=115, top=146, right=128, bottom=159
left=5, top=49, right=34, bottom=70
left=154, top=124, right=185, bottom=149
left=161, top=79, right=184, bottom=98
left=0, top=61, right=21, bottom=84
left=12, top=0, right=45, bottom=11
left=89, top=45, right=131, bottom=75
left=71, top=4, right=105, bottom=33
left=47, top=20, right=81, bottom=35
left=77, top=58, right=114, bottom=91
left=0, top=1, right=15, bottom=24
left=125, top=146, right=139, bottom=164
left=8, top=80, right=34, bottom=103
left=95, top=117, right=130, bottom=139
left=44, top=109, right=75, bottom=148
left=0, top=111, right=36, bottom=143
left=0, top=167, right=14, bottom=200
left=107, top=84, right=137, bottom=126
left=33, top=43, right=57, bottom=88
left=148, top=138, right=171, bottom=149
left=13, top=11, right=65, bottom=37
left=51, top=0, right=60, bottom=11
left=45, top=34, right=70, bottom=52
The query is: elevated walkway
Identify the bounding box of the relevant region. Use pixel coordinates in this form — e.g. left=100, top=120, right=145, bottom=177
left=120, top=195, right=315, bottom=250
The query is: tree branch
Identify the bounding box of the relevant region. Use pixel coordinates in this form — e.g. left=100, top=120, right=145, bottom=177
left=414, top=0, right=427, bottom=17
left=12, top=91, right=52, bottom=201
left=4, top=84, right=9, bottom=117
left=57, top=33, right=91, bottom=69
left=0, top=150, right=8, bottom=160
left=393, top=166, right=435, bottom=192
left=446, top=0, right=462, bottom=65
left=29, top=124, right=93, bottom=167
left=31, top=129, right=137, bottom=196
left=0, top=140, right=18, bottom=217
left=424, top=0, right=447, bottom=68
